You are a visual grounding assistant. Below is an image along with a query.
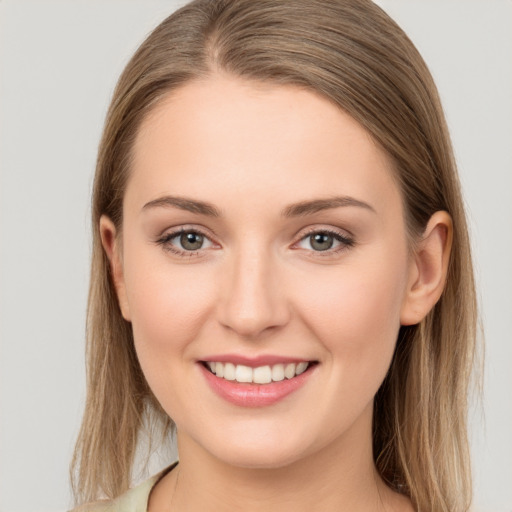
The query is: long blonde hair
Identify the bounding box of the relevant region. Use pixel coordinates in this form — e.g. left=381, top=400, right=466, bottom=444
left=71, top=1, right=478, bottom=510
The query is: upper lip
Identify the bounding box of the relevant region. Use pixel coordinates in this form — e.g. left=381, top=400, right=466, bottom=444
left=199, top=354, right=315, bottom=367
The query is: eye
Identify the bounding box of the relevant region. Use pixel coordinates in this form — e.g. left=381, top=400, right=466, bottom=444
left=296, top=229, right=354, bottom=253
left=177, top=231, right=207, bottom=251
left=156, top=228, right=214, bottom=255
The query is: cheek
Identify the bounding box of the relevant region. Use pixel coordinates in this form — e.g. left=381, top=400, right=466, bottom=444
left=294, top=250, right=408, bottom=378
left=122, top=245, right=216, bottom=370
left=123, top=255, right=220, bottom=420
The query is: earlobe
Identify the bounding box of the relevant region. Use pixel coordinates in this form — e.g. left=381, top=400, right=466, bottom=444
left=99, top=215, right=131, bottom=322
left=400, top=211, right=453, bottom=326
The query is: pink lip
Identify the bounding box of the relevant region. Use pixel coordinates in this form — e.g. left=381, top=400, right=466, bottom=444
left=200, top=354, right=311, bottom=367
left=199, top=362, right=316, bottom=408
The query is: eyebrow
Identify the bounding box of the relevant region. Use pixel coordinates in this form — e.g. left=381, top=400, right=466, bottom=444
left=282, top=196, right=376, bottom=217
left=142, top=195, right=375, bottom=217
left=142, top=196, right=221, bottom=216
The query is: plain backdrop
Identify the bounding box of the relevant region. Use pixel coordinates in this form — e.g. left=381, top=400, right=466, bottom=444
left=1, top=1, right=511, bottom=511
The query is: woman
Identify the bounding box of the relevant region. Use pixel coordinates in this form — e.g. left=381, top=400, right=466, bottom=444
left=70, top=0, right=477, bottom=511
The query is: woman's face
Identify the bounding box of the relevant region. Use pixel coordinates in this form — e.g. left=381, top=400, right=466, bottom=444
left=109, top=75, right=416, bottom=468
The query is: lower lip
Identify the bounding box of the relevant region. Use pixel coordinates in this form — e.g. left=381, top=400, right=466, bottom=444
left=199, top=363, right=315, bottom=407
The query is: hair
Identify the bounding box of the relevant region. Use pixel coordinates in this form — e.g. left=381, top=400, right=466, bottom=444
left=71, top=1, right=478, bottom=511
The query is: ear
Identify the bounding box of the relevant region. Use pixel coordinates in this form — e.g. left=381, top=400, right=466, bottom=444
left=99, top=215, right=131, bottom=321
left=400, top=211, right=453, bottom=326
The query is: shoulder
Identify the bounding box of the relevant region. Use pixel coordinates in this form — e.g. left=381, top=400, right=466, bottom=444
left=69, top=478, right=156, bottom=512
left=69, top=463, right=177, bottom=512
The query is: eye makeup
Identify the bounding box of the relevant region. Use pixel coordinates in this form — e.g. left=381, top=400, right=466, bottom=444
left=154, top=224, right=355, bottom=259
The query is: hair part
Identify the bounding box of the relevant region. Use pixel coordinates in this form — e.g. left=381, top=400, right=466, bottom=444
left=71, top=1, right=478, bottom=510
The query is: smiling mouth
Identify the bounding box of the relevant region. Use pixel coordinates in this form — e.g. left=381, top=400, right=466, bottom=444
left=201, top=361, right=317, bottom=384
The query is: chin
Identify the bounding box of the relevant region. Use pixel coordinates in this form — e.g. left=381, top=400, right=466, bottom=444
left=188, top=420, right=320, bottom=470
left=212, top=443, right=306, bottom=470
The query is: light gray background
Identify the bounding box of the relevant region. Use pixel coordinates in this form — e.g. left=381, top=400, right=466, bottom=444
left=1, top=1, right=510, bottom=511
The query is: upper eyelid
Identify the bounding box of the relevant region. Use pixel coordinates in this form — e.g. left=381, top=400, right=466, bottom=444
left=156, top=224, right=354, bottom=248
left=294, top=225, right=354, bottom=241
left=158, top=225, right=218, bottom=241
left=291, top=226, right=355, bottom=254
left=156, top=228, right=216, bottom=256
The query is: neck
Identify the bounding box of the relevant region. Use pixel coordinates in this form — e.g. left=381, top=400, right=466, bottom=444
left=150, top=403, right=412, bottom=512
left=176, top=437, right=381, bottom=512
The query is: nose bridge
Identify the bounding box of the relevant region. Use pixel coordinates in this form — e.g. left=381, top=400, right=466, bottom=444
left=218, top=240, right=289, bottom=338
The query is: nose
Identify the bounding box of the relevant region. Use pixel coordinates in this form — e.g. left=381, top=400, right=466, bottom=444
left=217, top=246, right=290, bottom=339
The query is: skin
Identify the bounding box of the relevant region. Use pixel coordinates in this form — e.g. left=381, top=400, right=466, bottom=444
left=101, top=74, right=452, bottom=512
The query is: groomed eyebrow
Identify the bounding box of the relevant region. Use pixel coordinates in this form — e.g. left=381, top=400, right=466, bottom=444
left=142, top=194, right=375, bottom=217
left=142, top=196, right=221, bottom=216
left=282, top=196, right=375, bottom=217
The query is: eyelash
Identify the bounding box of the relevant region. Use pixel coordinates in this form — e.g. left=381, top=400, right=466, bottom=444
left=155, top=228, right=215, bottom=257
left=155, top=227, right=355, bottom=258
left=295, top=227, right=355, bottom=257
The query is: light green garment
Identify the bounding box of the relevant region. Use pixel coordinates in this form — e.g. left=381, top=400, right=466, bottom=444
left=70, top=464, right=176, bottom=512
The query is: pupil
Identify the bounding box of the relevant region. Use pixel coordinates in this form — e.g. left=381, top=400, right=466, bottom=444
left=311, top=233, right=333, bottom=251
left=181, top=232, right=203, bottom=250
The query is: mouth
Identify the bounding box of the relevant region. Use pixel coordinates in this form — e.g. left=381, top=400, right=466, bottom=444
left=199, top=359, right=318, bottom=407
left=201, top=360, right=317, bottom=384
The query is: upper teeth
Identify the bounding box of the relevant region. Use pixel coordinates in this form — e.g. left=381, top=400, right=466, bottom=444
left=207, top=362, right=309, bottom=384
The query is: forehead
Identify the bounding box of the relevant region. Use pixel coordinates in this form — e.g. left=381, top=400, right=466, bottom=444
left=128, top=74, right=401, bottom=218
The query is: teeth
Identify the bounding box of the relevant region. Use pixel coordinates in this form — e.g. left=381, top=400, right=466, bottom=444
left=206, top=361, right=311, bottom=383
left=296, top=362, right=308, bottom=375
left=284, top=363, right=296, bottom=379
left=271, top=364, right=285, bottom=382
left=235, top=365, right=253, bottom=383
left=224, top=362, right=236, bottom=381
left=253, top=365, right=272, bottom=384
